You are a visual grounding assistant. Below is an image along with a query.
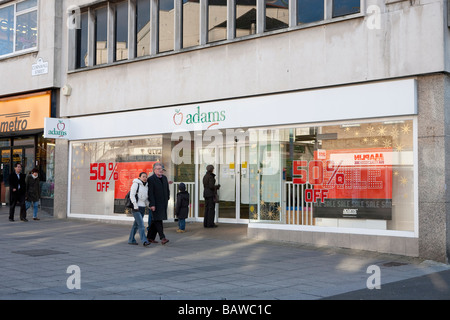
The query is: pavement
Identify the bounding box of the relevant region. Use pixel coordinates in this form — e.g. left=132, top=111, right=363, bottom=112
left=1, top=206, right=450, bottom=302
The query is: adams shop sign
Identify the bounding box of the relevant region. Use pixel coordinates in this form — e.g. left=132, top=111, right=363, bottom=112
left=44, top=118, right=70, bottom=139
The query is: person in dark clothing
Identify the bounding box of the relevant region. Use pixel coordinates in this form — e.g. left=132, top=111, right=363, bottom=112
left=9, top=163, right=27, bottom=222
left=147, top=162, right=170, bottom=245
left=175, top=182, right=190, bottom=233
left=25, top=168, right=41, bottom=221
left=202, top=165, right=220, bottom=228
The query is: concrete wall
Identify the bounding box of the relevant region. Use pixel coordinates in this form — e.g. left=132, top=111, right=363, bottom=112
left=417, top=74, right=450, bottom=263
left=54, top=139, right=69, bottom=219
left=247, top=227, right=419, bottom=257
left=0, top=0, right=62, bottom=96
left=60, top=0, right=446, bottom=116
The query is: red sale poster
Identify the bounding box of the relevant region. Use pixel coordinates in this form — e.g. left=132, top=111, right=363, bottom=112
left=114, top=161, right=157, bottom=199
left=313, top=148, right=392, bottom=220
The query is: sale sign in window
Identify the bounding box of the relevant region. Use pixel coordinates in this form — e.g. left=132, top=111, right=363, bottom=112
left=293, top=148, right=392, bottom=220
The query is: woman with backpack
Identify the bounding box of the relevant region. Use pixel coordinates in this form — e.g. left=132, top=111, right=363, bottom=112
left=128, top=172, right=150, bottom=246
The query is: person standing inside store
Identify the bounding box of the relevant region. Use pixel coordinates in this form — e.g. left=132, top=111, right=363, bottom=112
left=25, top=168, right=41, bottom=221
left=128, top=172, right=151, bottom=246
left=202, top=165, right=220, bottom=228
left=9, top=163, right=27, bottom=222
left=175, top=182, right=190, bottom=233
left=147, top=162, right=170, bottom=245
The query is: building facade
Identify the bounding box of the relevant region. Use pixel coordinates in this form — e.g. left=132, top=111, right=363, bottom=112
left=0, top=0, right=61, bottom=213
left=53, top=0, right=450, bottom=262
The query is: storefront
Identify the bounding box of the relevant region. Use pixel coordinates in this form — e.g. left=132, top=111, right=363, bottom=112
left=65, top=79, right=417, bottom=245
left=0, top=91, right=56, bottom=212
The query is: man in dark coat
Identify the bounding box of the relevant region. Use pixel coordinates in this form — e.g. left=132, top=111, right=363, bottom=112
left=9, top=162, right=27, bottom=222
left=147, top=162, right=170, bottom=244
left=202, top=164, right=220, bottom=228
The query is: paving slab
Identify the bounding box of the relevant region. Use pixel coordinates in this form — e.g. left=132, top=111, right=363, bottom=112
left=0, top=207, right=449, bottom=303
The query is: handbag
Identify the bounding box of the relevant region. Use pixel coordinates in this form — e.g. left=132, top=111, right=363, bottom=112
left=125, top=183, right=139, bottom=209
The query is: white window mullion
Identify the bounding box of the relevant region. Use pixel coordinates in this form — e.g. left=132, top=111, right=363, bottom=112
left=325, top=0, right=332, bottom=20
left=289, top=0, right=297, bottom=27
left=256, top=0, right=264, bottom=34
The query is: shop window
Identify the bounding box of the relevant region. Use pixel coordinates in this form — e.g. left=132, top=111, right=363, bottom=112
left=249, top=119, right=415, bottom=233
left=136, top=0, right=151, bottom=57
left=70, top=137, right=165, bottom=215
left=297, top=0, right=323, bottom=24
left=95, top=7, right=108, bottom=65
left=159, top=0, right=174, bottom=52
left=333, top=0, right=360, bottom=18
left=37, top=136, right=55, bottom=201
left=0, top=0, right=38, bottom=57
left=115, top=1, right=129, bottom=61
left=265, top=0, right=288, bottom=32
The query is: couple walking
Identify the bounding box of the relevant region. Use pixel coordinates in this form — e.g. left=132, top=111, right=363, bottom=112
left=128, top=162, right=169, bottom=246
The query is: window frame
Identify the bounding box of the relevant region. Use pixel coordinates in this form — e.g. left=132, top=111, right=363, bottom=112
left=0, top=0, right=39, bottom=59
left=70, top=0, right=364, bottom=71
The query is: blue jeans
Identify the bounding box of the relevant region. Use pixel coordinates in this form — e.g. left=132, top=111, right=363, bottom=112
left=178, top=218, right=186, bottom=230
left=128, top=207, right=147, bottom=244
left=25, top=201, right=39, bottom=218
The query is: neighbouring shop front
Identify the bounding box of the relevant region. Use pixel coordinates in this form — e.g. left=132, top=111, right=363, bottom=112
left=0, top=91, right=56, bottom=213
left=65, top=79, right=417, bottom=249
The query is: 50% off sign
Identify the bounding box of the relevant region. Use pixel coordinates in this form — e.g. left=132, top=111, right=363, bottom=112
left=90, top=162, right=119, bottom=192
left=292, top=160, right=344, bottom=203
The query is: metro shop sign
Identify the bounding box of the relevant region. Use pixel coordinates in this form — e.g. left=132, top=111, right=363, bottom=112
left=293, top=148, right=392, bottom=220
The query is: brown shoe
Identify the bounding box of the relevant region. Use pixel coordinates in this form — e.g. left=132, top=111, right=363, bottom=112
left=148, top=239, right=159, bottom=244
left=161, top=238, right=169, bottom=245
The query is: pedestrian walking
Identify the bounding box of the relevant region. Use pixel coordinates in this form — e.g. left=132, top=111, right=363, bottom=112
left=147, top=162, right=170, bottom=245
left=175, top=182, right=189, bottom=233
left=25, top=168, right=41, bottom=221
left=9, top=163, right=27, bottom=222
left=128, top=172, right=151, bottom=246
left=202, top=164, right=220, bottom=228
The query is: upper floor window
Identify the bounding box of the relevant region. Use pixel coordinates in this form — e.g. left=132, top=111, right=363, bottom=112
left=298, top=0, right=323, bottom=24
left=136, top=0, right=151, bottom=57
left=95, top=7, right=108, bottom=65
left=71, top=0, right=362, bottom=69
left=333, top=0, right=360, bottom=18
left=0, top=0, right=38, bottom=57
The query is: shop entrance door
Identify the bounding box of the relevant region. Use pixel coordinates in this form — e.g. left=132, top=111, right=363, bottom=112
left=197, top=145, right=249, bottom=223
left=0, top=146, right=35, bottom=204
left=0, top=149, right=11, bottom=204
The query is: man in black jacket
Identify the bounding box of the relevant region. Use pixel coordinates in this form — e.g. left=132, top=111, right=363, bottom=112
left=9, top=163, right=27, bottom=222
left=147, top=162, right=170, bottom=244
left=202, top=165, right=220, bottom=228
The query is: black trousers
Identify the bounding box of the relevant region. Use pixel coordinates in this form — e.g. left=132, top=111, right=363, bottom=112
left=203, top=196, right=216, bottom=227
left=9, top=192, right=26, bottom=220
left=147, top=220, right=165, bottom=240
